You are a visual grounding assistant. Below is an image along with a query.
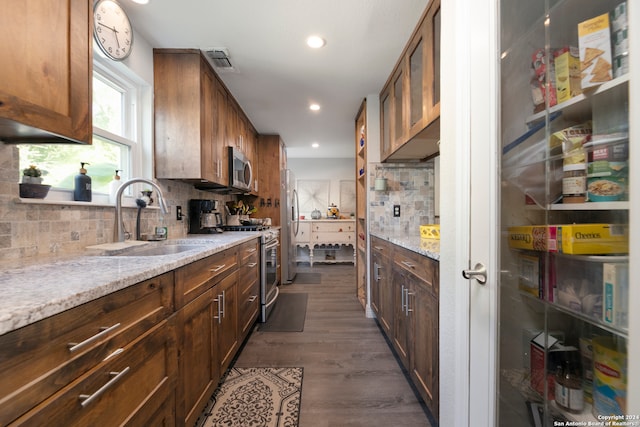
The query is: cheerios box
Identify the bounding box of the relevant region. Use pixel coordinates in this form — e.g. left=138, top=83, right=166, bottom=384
left=508, top=224, right=628, bottom=254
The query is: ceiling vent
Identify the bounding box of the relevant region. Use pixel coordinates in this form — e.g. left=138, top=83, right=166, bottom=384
left=203, top=48, right=237, bottom=72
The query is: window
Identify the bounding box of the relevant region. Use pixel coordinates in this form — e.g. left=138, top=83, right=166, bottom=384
left=19, top=58, right=145, bottom=199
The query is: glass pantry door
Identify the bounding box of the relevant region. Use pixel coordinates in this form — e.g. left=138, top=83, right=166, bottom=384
left=498, top=0, right=630, bottom=425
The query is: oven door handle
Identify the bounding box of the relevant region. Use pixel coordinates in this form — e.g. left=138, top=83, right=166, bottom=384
left=264, top=239, right=279, bottom=250
left=265, top=286, right=280, bottom=308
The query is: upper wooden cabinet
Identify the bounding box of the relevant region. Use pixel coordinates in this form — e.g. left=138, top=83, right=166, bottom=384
left=0, top=0, right=92, bottom=144
left=154, top=49, right=225, bottom=186
left=154, top=49, right=258, bottom=192
left=381, top=0, right=440, bottom=162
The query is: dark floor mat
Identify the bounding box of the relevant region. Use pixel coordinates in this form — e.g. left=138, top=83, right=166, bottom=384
left=292, top=272, right=321, bottom=284
left=258, top=293, right=308, bottom=332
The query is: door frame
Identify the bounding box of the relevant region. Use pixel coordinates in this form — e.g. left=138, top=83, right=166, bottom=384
left=439, top=0, right=499, bottom=425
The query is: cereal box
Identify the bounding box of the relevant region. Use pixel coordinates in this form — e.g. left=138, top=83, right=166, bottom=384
left=578, top=13, right=613, bottom=89
left=554, top=46, right=582, bottom=104
left=507, top=224, right=628, bottom=254
left=518, top=252, right=543, bottom=298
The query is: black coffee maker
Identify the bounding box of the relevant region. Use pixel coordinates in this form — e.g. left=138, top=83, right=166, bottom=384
left=189, top=199, right=223, bottom=234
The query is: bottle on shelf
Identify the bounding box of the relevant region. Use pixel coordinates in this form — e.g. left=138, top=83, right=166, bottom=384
left=555, top=359, right=584, bottom=413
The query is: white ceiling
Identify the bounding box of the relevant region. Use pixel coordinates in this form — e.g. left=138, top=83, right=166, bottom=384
left=123, top=0, right=429, bottom=158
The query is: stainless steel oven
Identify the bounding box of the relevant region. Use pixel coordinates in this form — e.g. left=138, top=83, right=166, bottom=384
left=260, top=228, right=279, bottom=322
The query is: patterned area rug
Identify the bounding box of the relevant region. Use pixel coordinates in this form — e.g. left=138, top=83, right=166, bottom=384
left=198, top=367, right=303, bottom=427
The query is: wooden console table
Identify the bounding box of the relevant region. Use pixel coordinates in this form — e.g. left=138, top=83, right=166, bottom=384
left=295, top=219, right=356, bottom=266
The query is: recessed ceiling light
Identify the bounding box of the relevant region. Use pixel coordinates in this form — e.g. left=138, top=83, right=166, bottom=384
left=130, top=0, right=149, bottom=4
left=312, top=143, right=320, bottom=148
left=309, top=103, right=320, bottom=111
left=306, top=36, right=326, bottom=49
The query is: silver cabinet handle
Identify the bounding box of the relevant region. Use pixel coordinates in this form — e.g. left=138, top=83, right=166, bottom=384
left=373, top=246, right=384, bottom=251
left=400, top=284, right=406, bottom=313
left=220, top=290, right=226, bottom=318
left=245, top=248, right=257, bottom=254
left=248, top=295, right=258, bottom=302
left=406, top=290, right=414, bottom=315
left=401, top=261, right=415, bottom=269
left=79, top=366, right=130, bottom=407
left=462, top=262, right=487, bottom=285
left=247, top=262, right=258, bottom=268
left=214, top=294, right=223, bottom=324
left=210, top=264, right=226, bottom=273
left=68, top=323, right=121, bottom=353
left=373, top=262, right=380, bottom=282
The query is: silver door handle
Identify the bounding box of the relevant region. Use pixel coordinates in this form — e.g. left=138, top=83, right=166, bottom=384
left=462, top=263, right=487, bottom=285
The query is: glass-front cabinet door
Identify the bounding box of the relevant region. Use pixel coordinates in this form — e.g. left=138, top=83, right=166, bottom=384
left=499, top=0, right=630, bottom=425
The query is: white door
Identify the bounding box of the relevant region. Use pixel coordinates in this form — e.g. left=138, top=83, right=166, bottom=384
left=439, top=0, right=499, bottom=424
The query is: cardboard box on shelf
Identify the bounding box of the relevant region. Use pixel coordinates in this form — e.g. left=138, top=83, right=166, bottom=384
left=530, top=332, right=576, bottom=400
left=554, top=46, right=582, bottom=104
left=603, top=262, right=629, bottom=329
left=518, top=252, right=543, bottom=298
left=507, top=224, right=628, bottom=255
left=578, top=13, right=613, bottom=89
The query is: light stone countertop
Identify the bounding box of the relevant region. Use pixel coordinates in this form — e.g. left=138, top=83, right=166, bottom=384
left=0, top=233, right=263, bottom=336
left=370, top=231, right=440, bottom=261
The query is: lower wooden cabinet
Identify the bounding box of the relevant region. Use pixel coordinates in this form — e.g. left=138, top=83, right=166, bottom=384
left=370, top=236, right=439, bottom=419
left=213, top=271, right=239, bottom=376
left=238, top=240, right=260, bottom=338
left=1, top=238, right=261, bottom=427
left=12, top=319, right=177, bottom=426
left=176, top=288, right=219, bottom=427
left=0, top=272, right=175, bottom=426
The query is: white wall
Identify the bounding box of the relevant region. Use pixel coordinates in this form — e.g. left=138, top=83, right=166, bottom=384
left=287, top=157, right=355, bottom=215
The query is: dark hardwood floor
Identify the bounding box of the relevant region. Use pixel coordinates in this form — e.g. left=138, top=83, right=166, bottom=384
left=232, top=264, right=435, bottom=427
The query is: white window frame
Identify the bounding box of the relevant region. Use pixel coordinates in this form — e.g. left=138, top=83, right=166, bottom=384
left=25, top=55, right=152, bottom=206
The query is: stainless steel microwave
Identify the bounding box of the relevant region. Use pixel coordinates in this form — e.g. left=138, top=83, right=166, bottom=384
left=228, top=147, right=252, bottom=192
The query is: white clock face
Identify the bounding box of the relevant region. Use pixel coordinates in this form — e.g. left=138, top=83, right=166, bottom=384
left=93, top=0, right=133, bottom=61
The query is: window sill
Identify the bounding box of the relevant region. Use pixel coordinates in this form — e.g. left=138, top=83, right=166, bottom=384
left=15, top=195, right=160, bottom=210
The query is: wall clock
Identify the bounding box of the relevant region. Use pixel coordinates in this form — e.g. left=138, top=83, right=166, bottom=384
left=93, top=0, right=134, bottom=61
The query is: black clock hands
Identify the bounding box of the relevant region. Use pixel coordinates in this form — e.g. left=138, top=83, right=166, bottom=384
left=98, top=22, right=121, bottom=48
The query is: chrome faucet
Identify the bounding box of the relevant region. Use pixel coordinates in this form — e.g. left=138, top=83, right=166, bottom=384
left=114, top=178, right=169, bottom=242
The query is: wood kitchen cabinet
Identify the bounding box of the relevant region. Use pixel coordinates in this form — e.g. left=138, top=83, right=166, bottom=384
left=174, top=247, right=238, bottom=426
left=370, top=236, right=393, bottom=336
left=238, top=240, right=260, bottom=338
left=258, top=134, right=287, bottom=282
left=355, top=100, right=367, bottom=308
left=213, top=271, right=239, bottom=375
left=0, top=0, right=92, bottom=144
left=392, top=245, right=439, bottom=418
left=154, top=49, right=226, bottom=186
left=380, top=0, right=441, bottom=162
left=0, top=272, right=176, bottom=426
left=371, top=238, right=439, bottom=419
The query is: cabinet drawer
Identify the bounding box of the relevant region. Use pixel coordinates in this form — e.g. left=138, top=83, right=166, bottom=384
left=371, top=236, right=392, bottom=255
left=12, top=320, right=177, bottom=427
left=0, top=273, right=174, bottom=426
left=394, top=247, right=436, bottom=292
left=313, top=231, right=355, bottom=244
left=238, top=239, right=259, bottom=265
left=296, top=222, right=311, bottom=243
left=239, top=280, right=260, bottom=336
left=312, top=221, right=355, bottom=233
left=175, top=247, right=238, bottom=308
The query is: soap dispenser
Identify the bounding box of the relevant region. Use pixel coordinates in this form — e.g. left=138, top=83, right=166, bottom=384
left=74, top=162, right=92, bottom=202
left=108, top=169, right=123, bottom=204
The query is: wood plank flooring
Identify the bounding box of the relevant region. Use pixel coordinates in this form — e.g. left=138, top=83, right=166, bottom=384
left=232, top=264, right=436, bottom=427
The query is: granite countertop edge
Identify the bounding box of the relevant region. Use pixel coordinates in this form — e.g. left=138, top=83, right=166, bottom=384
left=369, top=231, right=440, bottom=261
left=0, top=233, right=264, bottom=336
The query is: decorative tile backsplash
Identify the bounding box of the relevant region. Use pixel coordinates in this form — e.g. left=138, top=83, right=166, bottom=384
left=368, top=161, right=436, bottom=235
left=0, top=144, right=233, bottom=261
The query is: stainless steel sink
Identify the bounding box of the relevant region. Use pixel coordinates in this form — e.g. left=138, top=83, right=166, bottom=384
left=105, top=244, right=206, bottom=257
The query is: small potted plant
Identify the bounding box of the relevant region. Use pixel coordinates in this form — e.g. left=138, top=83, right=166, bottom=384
left=20, top=165, right=51, bottom=199
left=22, top=165, right=43, bottom=184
